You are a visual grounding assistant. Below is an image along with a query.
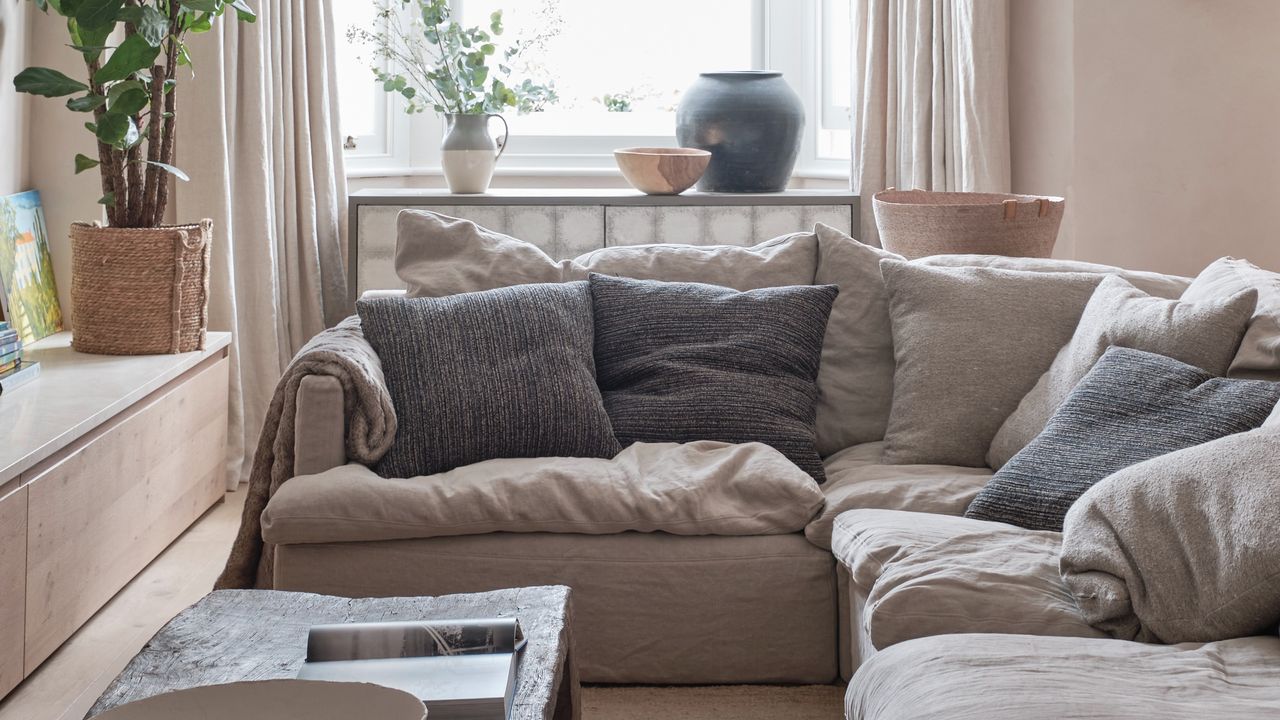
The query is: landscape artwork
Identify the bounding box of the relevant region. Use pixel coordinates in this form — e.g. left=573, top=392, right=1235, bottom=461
left=0, top=190, right=64, bottom=344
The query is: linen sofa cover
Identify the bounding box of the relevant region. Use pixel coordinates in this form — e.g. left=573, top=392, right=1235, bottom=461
left=1061, top=425, right=1280, bottom=644
left=847, top=633, right=1280, bottom=720
left=830, top=508, right=1102, bottom=676
left=262, top=442, right=824, bottom=545
left=805, top=442, right=992, bottom=549
left=272, top=531, right=837, bottom=684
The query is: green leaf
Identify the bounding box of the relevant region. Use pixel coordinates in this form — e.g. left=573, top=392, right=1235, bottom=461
left=179, top=0, right=219, bottom=12
left=94, top=33, right=161, bottom=84
left=75, top=0, right=123, bottom=29
left=66, top=93, right=106, bottom=111
left=186, top=12, right=212, bottom=33
left=68, top=17, right=113, bottom=61
left=229, top=0, right=256, bottom=22
left=74, top=153, right=100, bottom=174
left=97, top=192, right=116, bottom=207
left=118, top=6, right=169, bottom=46
left=147, top=161, right=189, bottom=182
left=94, top=112, right=131, bottom=144
left=108, top=86, right=148, bottom=115
left=489, top=10, right=502, bottom=34
left=14, top=67, right=89, bottom=97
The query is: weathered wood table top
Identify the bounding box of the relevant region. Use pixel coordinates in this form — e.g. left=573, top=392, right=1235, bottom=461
left=87, top=586, right=578, bottom=720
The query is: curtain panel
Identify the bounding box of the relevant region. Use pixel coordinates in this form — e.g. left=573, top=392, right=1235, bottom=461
left=176, top=1, right=350, bottom=488
left=852, top=0, right=1011, bottom=244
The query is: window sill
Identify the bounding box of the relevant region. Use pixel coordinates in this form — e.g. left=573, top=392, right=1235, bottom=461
left=346, top=164, right=851, bottom=182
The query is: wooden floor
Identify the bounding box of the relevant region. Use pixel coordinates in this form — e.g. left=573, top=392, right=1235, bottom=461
left=0, top=489, right=246, bottom=720
left=0, top=486, right=844, bottom=720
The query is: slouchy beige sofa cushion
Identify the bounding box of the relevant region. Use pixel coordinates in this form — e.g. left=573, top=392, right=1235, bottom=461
left=847, top=634, right=1280, bottom=720
left=1060, top=425, right=1280, bottom=644
left=262, top=441, right=824, bottom=545
left=804, top=442, right=991, bottom=549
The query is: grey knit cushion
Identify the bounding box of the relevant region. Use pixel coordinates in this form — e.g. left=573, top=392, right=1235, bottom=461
left=357, top=282, right=620, bottom=478
left=965, top=346, right=1280, bottom=531
left=589, top=273, right=838, bottom=482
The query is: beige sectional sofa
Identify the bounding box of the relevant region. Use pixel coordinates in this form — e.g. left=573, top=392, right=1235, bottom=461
left=258, top=209, right=1280, bottom=714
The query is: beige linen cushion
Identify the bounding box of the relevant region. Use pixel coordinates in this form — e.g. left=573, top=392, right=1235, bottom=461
left=919, top=254, right=1194, bottom=296
left=846, top=634, right=1280, bottom=720
left=1180, top=256, right=1280, bottom=379
left=804, top=442, right=991, bottom=549
left=1060, top=425, right=1280, bottom=644
left=865, top=526, right=1105, bottom=650
left=831, top=509, right=1099, bottom=652
left=394, top=209, right=819, bottom=295
left=987, top=274, right=1258, bottom=468
left=262, top=441, right=825, bottom=545
left=878, top=260, right=1103, bottom=467
left=812, top=225, right=903, bottom=453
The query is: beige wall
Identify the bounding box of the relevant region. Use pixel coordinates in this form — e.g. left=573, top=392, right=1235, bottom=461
left=1011, top=0, right=1280, bottom=276
left=0, top=1, right=30, bottom=195
left=22, top=14, right=102, bottom=323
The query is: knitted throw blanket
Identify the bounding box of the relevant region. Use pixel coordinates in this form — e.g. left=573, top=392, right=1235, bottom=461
left=215, top=315, right=396, bottom=589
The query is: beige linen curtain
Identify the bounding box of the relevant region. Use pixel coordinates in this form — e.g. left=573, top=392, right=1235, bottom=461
left=175, top=1, right=350, bottom=488
left=852, top=0, right=1011, bottom=244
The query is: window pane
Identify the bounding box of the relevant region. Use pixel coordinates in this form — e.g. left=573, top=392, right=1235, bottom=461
left=459, top=0, right=756, bottom=136
left=334, top=1, right=387, bottom=142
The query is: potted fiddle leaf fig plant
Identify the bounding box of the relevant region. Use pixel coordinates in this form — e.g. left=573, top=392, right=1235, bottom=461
left=13, top=0, right=255, bottom=355
left=349, top=0, right=557, bottom=193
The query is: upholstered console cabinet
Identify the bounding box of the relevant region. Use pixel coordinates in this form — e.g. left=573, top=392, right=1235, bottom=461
left=348, top=188, right=859, bottom=300
left=0, top=331, right=231, bottom=699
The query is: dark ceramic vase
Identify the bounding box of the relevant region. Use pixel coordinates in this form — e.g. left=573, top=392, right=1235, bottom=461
left=675, top=71, right=805, bottom=193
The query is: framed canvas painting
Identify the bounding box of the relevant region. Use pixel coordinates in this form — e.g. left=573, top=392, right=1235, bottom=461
left=0, top=190, right=64, bottom=344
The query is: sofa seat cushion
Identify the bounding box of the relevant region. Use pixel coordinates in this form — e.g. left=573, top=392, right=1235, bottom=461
left=847, top=633, right=1280, bottom=720
left=262, top=441, right=825, bottom=546
left=804, top=443, right=992, bottom=549
left=831, top=509, right=1098, bottom=650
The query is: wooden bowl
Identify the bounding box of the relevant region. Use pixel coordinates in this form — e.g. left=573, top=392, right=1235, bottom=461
left=614, top=147, right=711, bottom=195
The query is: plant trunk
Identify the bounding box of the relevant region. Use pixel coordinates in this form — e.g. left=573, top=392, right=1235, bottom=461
left=86, top=57, right=121, bottom=227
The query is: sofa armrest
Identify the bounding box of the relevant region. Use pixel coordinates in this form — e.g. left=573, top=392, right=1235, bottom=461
left=294, top=374, right=347, bottom=476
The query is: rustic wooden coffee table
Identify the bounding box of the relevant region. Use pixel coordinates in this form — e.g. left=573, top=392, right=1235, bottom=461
left=86, top=586, right=579, bottom=720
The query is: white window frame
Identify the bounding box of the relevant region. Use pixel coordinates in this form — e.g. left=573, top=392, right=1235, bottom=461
left=343, top=0, right=849, bottom=180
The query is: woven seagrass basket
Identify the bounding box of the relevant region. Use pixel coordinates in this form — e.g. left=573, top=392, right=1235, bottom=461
left=873, top=189, right=1065, bottom=260
left=69, top=220, right=211, bottom=355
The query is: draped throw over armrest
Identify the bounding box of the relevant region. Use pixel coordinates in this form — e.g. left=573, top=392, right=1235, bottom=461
left=262, top=441, right=826, bottom=546
left=216, top=315, right=397, bottom=589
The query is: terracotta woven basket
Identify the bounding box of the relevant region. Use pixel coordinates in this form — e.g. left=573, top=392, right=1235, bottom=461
left=873, top=189, right=1065, bottom=259
left=70, top=220, right=211, bottom=355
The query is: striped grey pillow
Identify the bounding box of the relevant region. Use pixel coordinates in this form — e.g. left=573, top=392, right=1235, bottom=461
left=357, top=282, right=620, bottom=478
left=589, top=273, right=838, bottom=482
left=966, top=346, right=1280, bottom=531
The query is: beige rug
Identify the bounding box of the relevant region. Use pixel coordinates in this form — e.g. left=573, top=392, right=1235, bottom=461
left=582, top=685, right=846, bottom=719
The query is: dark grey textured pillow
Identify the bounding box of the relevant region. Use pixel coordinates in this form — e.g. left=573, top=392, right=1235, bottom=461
left=589, top=273, right=838, bottom=482
left=965, top=346, right=1280, bottom=531
left=357, top=282, right=620, bottom=478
